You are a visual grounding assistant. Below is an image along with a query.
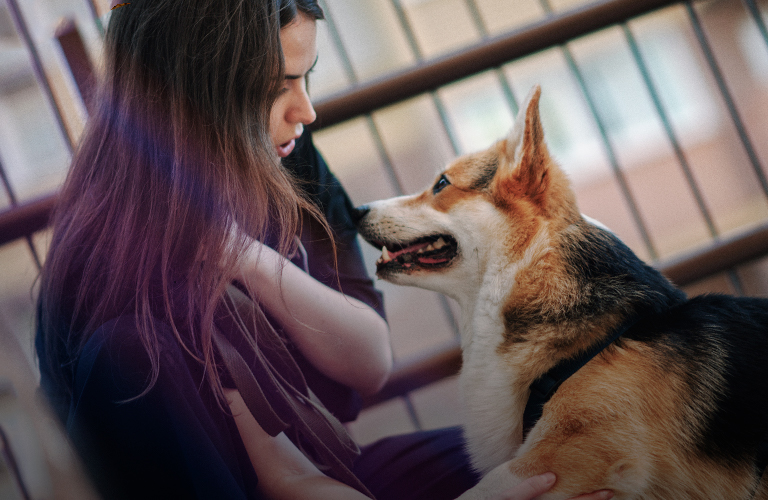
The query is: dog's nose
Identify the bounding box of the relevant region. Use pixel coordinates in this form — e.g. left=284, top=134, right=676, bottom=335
left=351, top=205, right=370, bottom=226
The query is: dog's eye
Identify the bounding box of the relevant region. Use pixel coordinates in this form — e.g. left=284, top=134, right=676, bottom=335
left=433, top=175, right=450, bottom=195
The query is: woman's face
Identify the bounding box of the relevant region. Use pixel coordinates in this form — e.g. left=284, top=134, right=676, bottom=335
left=270, top=14, right=318, bottom=158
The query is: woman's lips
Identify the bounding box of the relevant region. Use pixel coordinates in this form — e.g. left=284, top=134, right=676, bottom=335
left=276, top=139, right=296, bottom=158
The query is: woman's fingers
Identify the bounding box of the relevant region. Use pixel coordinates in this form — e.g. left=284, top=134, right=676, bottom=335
left=493, top=473, right=614, bottom=500
left=494, top=472, right=555, bottom=500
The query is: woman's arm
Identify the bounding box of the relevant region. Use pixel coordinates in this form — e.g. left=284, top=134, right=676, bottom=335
left=237, top=239, right=392, bottom=396
left=226, top=389, right=371, bottom=500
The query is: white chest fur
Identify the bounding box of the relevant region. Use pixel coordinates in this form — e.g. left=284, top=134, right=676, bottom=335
left=458, top=273, right=529, bottom=475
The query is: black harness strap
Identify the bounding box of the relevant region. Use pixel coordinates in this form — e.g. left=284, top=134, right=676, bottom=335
left=522, top=316, right=639, bottom=438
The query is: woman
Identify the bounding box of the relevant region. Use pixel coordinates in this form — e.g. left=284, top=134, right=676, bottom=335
left=36, top=0, right=611, bottom=498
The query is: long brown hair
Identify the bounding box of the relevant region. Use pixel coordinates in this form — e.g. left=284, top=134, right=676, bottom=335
left=39, top=0, right=326, bottom=401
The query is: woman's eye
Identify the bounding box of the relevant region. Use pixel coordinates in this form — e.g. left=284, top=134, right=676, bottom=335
left=433, top=175, right=450, bottom=195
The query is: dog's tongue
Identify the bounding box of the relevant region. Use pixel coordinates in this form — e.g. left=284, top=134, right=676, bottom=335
left=417, top=255, right=449, bottom=264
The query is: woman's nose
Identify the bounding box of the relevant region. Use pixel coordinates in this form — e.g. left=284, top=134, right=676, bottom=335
left=290, top=90, right=316, bottom=126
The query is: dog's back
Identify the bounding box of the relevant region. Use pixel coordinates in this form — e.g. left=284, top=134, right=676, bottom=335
left=628, top=293, right=768, bottom=494
left=555, top=220, right=768, bottom=466
left=526, top=222, right=768, bottom=499
left=626, top=293, right=768, bottom=459
left=479, top=217, right=768, bottom=499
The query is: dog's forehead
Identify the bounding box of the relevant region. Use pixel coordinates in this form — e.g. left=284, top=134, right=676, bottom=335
left=445, top=145, right=501, bottom=190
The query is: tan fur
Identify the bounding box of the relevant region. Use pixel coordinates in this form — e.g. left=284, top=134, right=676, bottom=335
left=356, top=86, right=768, bottom=499
left=508, top=342, right=755, bottom=499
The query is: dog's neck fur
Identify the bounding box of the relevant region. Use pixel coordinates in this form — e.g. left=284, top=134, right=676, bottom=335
left=455, top=222, right=562, bottom=473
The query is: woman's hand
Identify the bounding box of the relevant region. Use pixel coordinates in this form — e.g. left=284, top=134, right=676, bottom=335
left=493, top=473, right=613, bottom=500
left=235, top=236, right=392, bottom=395
left=225, top=389, right=372, bottom=499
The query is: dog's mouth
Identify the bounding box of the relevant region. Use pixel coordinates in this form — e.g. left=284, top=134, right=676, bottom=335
left=372, top=234, right=458, bottom=274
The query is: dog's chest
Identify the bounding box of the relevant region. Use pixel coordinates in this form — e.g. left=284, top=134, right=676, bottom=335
left=459, top=308, right=528, bottom=474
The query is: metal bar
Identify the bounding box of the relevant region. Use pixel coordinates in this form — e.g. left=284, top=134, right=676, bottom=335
left=5, top=0, right=75, bottom=152
left=622, top=24, right=718, bottom=237
left=326, top=1, right=462, bottom=413
left=657, top=222, right=768, bottom=288
left=26, top=234, right=42, bottom=269
left=389, top=0, right=423, bottom=59
left=321, top=3, right=456, bottom=410
left=318, top=0, right=407, bottom=195
left=739, top=0, right=768, bottom=293
left=2, top=0, right=64, bottom=273
left=389, top=0, right=462, bottom=155
left=0, top=153, right=16, bottom=206
left=402, top=394, right=423, bottom=431
left=463, top=0, right=487, bottom=36
left=538, top=0, right=658, bottom=259
left=625, top=12, right=746, bottom=292
left=0, top=194, right=58, bottom=247
left=366, top=115, right=407, bottom=195
left=685, top=1, right=768, bottom=199
left=0, top=155, right=43, bottom=269
left=0, top=425, right=33, bottom=500
left=85, top=0, right=105, bottom=36
left=362, top=340, right=462, bottom=408
left=430, top=95, right=461, bottom=155
left=386, top=0, right=465, bottom=342
left=312, top=0, right=682, bottom=130
left=464, top=0, right=520, bottom=115
left=2, top=6, right=84, bottom=268
left=740, top=2, right=768, bottom=299
left=55, top=18, right=96, bottom=116
left=742, top=0, right=768, bottom=50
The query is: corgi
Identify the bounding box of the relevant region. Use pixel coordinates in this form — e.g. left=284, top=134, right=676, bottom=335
left=354, top=86, right=768, bottom=499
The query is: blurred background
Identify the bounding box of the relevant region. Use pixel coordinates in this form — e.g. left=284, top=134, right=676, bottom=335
left=1, top=0, right=768, bottom=474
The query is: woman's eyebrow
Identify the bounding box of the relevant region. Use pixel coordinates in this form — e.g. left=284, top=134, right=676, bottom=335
left=285, top=55, right=319, bottom=80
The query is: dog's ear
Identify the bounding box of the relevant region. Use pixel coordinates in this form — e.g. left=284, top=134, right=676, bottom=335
left=494, top=86, right=550, bottom=203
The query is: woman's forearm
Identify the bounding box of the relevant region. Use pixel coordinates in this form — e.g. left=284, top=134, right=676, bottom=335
left=238, top=241, right=392, bottom=395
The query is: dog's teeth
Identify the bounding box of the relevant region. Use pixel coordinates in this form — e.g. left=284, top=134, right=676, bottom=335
left=381, top=246, right=391, bottom=262
left=417, top=248, right=425, bottom=254
left=425, top=244, right=435, bottom=252
left=434, top=237, right=446, bottom=250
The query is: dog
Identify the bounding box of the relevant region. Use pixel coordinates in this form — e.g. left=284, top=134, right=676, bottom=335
left=354, top=86, right=768, bottom=499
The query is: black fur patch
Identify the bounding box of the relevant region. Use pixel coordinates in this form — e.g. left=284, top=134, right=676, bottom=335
left=629, top=295, right=768, bottom=467
left=504, top=222, right=686, bottom=334
left=469, top=157, right=499, bottom=191
left=550, top=223, right=768, bottom=467
left=507, top=220, right=768, bottom=467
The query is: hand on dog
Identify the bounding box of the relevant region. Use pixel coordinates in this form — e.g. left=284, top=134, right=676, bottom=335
left=493, top=473, right=613, bottom=500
